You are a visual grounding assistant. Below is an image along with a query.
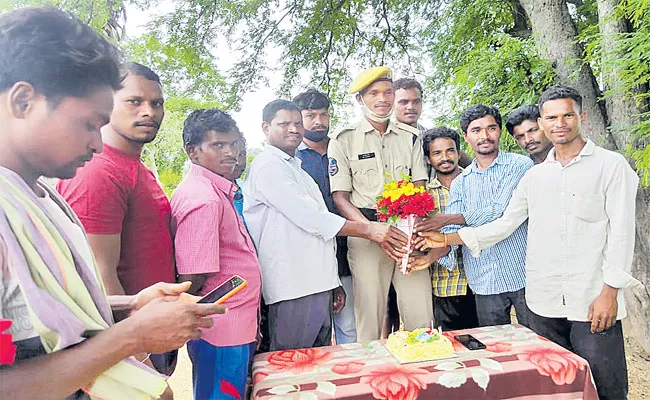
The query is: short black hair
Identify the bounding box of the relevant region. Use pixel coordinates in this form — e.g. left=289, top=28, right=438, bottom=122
left=393, top=78, right=423, bottom=97
left=460, top=104, right=502, bottom=134
left=0, top=6, right=121, bottom=106
left=505, top=105, right=540, bottom=136
left=262, top=99, right=300, bottom=123
left=292, top=89, right=330, bottom=111
left=538, top=85, right=583, bottom=113
left=120, top=62, right=161, bottom=84
left=183, top=108, right=240, bottom=148
left=422, top=127, right=461, bottom=157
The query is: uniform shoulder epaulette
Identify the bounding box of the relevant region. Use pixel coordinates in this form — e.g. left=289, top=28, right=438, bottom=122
left=330, top=125, right=356, bottom=139
left=392, top=120, right=420, bottom=136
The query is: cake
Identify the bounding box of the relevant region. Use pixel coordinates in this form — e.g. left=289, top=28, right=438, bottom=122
left=386, top=328, right=455, bottom=363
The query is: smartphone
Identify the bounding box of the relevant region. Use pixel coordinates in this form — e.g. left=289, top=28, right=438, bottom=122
left=197, top=275, right=248, bottom=304
left=454, top=334, right=486, bottom=350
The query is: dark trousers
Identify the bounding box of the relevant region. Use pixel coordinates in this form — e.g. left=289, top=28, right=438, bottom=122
left=267, top=290, right=332, bottom=351
left=527, top=310, right=628, bottom=400
left=474, top=288, right=529, bottom=327
left=434, top=291, right=479, bottom=331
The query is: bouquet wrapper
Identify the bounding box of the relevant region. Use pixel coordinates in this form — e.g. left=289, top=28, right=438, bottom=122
left=395, top=214, right=417, bottom=274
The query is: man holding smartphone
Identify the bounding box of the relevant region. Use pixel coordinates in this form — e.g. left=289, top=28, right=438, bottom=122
left=171, top=109, right=262, bottom=400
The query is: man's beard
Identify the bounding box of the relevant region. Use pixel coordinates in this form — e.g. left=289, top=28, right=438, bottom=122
left=434, top=162, right=458, bottom=175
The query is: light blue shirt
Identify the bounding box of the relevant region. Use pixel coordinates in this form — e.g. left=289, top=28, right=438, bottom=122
left=439, top=151, right=533, bottom=295
left=243, top=145, right=345, bottom=304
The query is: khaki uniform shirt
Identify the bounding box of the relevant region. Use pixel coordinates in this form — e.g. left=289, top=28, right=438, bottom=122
left=328, top=118, right=428, bottom=209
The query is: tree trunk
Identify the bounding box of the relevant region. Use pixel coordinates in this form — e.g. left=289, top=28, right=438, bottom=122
left=597, top=0, right=650, bottom=355
left=517, top=0, right=617, bottom=149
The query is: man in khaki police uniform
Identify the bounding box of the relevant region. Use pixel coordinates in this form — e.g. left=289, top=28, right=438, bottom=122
left=328, top=66, right=433, bottom=341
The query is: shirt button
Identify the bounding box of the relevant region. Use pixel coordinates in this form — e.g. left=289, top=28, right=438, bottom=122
left=385, top=164, right=388, bottom=168
left=382, top=145, right=385, bottom=149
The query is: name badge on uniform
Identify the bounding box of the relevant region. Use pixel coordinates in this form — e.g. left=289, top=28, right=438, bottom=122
left=358, top=152, right=375, bottom=160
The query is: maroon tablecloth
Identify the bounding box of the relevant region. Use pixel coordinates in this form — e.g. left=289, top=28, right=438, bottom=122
left=252, top=324, right=598, bottom=399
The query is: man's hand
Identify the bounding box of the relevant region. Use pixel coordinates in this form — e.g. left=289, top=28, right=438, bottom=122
left=405, top=253, right=436, bottom=275
left=332, top=286, right=347, bottom=315
left=368, top=222, right=411, bottom=261
left=368, top=223, right=409, bottom=248
left=412, top=232, right=447, bottom=251
left=133, top=282, right=196, bottom=311
left=587, top=285, right=618, bottom=333
left=414, top=214, right=447, bottom=233
left=126, top=300, right=227, bottom=354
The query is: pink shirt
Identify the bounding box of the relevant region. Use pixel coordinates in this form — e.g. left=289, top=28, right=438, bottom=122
left=171, top=164, right=261, bottom=347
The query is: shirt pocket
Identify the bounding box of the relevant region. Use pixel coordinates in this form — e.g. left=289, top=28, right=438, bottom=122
left=572, top=193, right=606, bottom=223
left=350, top=159, right=380, bottom=191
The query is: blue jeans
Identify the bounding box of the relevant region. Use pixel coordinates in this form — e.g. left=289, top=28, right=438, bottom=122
left=186, top=339, right=256, bottom=400
left=474, top=288, right=529, bottom=327
left=334, top=276, right=357, bottom=344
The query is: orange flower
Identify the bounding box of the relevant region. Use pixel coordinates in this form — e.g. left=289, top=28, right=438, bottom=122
left=516, top=345, right=585, bottom=385
left=332, top=361, right=365, bottom=375
left=266, top=348, right=333, bottom=374
left=360, top=364, right=428, bottom=400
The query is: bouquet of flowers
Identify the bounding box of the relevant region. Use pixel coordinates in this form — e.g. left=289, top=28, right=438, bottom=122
left=376, top=177, right=436, bottom=273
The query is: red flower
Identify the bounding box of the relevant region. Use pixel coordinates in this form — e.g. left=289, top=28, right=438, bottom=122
left=253, top=371, right=268, bottom=384
left=266, top=348, right=333, bottom=374
left=332, top=361, right=365, bottom=375
left=516, top=345, right=585, bottom=385
left=360, top=364, right=428, bottom=400
left=485, top=342, right=512, bottom=353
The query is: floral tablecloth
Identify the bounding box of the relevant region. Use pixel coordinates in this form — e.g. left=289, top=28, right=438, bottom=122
left=251, top=324, right=598, bottom=400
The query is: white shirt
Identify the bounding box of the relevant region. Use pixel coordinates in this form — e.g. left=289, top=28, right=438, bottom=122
left=243, top=145, right=345, bottom=304
left=459, top=139, right=640, bottom=321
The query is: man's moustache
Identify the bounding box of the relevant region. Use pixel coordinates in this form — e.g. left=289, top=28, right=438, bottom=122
left=134, top=121, right=161, bottom=128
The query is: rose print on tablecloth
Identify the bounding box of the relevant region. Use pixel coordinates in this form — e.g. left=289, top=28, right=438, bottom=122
left=516, top=345, right=585, bottom=385
left=266, top=348, right=333, bottom=374
left=485, top=342, right=512, bottom=353
left=360, top=364, right=428, bottom=400
left=332, top=361, right=366, bottom=375
left=253, top=371, right=268, bottom=384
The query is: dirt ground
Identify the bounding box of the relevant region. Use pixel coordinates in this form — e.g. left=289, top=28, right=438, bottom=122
left=168, top=332, right=650, bottom=400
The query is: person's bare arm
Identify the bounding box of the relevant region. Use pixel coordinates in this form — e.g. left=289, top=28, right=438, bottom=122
left=415, top=214, right=466, bottom=233
left=332, top=191, right=367, bottom=222
left=87, top=234, right=124, bottom=295
left=0, top=300, right=225, bottom=400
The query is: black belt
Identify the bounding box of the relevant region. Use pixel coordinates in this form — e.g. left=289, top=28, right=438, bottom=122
left=359, top=208, right=378, bottom=222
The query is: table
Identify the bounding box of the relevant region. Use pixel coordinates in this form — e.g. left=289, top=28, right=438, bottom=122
left=251, top=324, right=598, bottom=399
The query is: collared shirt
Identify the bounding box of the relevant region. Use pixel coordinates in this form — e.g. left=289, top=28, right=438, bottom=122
left=296, top=141, right=351, bottom=277
left=296, top=142, right=335, bottom=212
left=459, top=140, right=640, bottom=321
left=439, top=151, right=533, bottom=295
left=243, top=145, right=345, bottom=304
left=426, top=171, right=468, bottom=297
left=171, top=164, right=262, bottom=346
left=328, top=118, right=428, bottom=209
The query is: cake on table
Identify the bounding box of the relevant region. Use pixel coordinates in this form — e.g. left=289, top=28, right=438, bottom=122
left=386, top=327, right=455, bottom=363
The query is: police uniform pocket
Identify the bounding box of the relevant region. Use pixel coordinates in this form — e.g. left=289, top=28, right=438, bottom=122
left=572, top=193, right=606, bottom=222
left=350, top=159, right=380, bottom=190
